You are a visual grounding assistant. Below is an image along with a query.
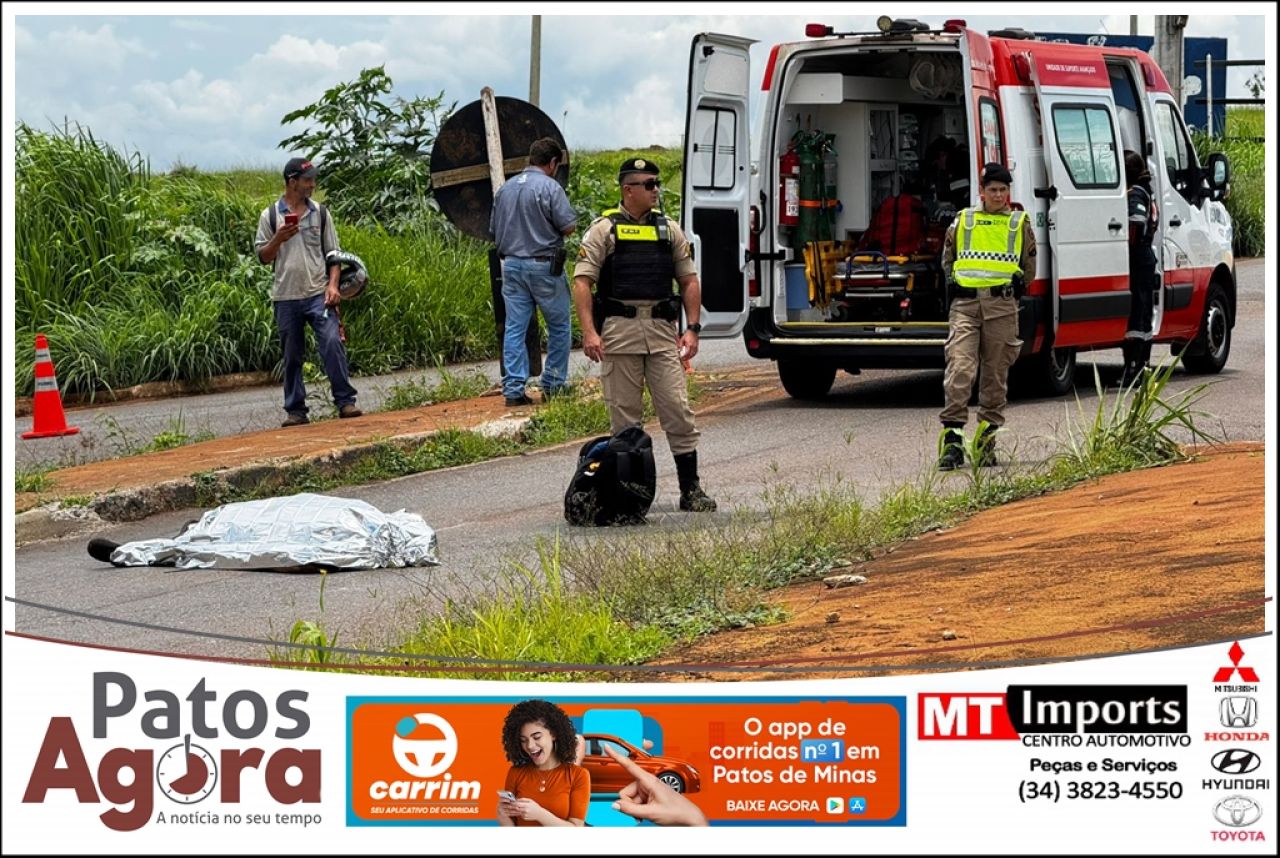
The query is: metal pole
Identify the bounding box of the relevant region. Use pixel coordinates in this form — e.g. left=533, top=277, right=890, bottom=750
left=1205, top=53, right=1213, bottom=136
left=1153, top=16, right=1187, bottom=110
left=1129, top=15, right=1137, bottom=36
left=529, top=15, right=541, bottom=107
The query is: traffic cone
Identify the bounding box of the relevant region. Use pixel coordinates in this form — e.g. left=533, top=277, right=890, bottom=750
left=21, top=334, right=80, bottom=439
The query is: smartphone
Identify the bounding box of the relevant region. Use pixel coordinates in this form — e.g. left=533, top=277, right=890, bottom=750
left=284, top=212, right=300, bottom=227
left=497, top=790, right=517, bottom=802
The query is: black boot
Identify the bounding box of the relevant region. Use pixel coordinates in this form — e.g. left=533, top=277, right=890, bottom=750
left=87, top=537, right=126, bottom=567
left=674, top=451, right=716, bottom=512
left=975, top=424, right=999, bottom=467
left=937, top=425, right=965, bottom=471
left=1118, top=340, right=1140, bottom=387
left=1138, top=339, right=1153, bottom=376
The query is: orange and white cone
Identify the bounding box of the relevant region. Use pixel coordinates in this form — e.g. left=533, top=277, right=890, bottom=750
left=21, top=334, right=80, bottom=439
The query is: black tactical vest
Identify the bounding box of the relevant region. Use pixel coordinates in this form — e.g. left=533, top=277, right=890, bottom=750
left=596, top=210, right=676, bottom=301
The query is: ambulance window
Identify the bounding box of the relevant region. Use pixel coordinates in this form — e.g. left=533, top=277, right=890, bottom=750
left=690, top=107, right=739, bottom=190
left=979, top=99, right=1004, bottom=165
left=1154, top=101, right=1198, bottom=201
left=1051, top=104, right=1120, bottom=188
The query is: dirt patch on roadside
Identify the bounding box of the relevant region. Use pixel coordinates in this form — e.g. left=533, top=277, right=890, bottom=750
left=650, top=443, right=1266, bottom=680
left=16, top=366, right=781, bottom=514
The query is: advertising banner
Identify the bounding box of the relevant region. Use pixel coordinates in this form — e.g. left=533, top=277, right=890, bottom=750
left=3, top=635, right=1274, bottom=852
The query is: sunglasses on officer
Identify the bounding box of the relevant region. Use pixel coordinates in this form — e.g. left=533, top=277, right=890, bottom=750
left=624, top=178, right=661, bottom=191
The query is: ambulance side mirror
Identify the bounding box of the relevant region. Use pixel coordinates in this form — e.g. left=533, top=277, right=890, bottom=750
left=1204, top=153, right=1231, bottom=202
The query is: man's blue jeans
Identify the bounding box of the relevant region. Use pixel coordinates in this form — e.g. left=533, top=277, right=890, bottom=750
left=274, top=294, right=358, bottom=416
left=501, top=256, right=572, bottom=399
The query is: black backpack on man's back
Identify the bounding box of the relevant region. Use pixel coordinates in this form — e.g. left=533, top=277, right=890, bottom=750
left=564, top=425, right=657, bottom=526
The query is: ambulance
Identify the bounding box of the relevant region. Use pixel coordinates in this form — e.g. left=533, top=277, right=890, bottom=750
left=681, top=19, right=1235, bottom=398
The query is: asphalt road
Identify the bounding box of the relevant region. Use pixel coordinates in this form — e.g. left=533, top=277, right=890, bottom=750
left=12, top=259, right=1266, bottom=658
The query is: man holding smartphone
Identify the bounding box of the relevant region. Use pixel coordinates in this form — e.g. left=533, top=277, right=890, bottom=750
left=254, top=157, right=361, bottom=426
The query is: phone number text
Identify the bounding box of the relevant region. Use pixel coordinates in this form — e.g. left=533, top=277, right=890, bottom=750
left=1019, top=781, right=1183, bottom=802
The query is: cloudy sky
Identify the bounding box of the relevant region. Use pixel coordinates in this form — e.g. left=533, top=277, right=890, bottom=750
left=3, top=3, right=1272, bottom=172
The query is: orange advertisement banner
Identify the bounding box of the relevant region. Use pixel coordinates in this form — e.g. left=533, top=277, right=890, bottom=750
left=347, top=696, right=905, bottom=827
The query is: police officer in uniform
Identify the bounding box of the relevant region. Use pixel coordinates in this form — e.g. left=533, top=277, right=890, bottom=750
left=937, top=162, right=1037, bottom=470
left=571, top=157, right=716, bottom=512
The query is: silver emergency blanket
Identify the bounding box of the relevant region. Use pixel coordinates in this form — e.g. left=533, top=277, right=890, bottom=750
left=110, top=493, right=440, bottom=570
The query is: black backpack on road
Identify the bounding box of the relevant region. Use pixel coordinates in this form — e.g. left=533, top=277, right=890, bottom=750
left=564, top=426, right=657, bottom=526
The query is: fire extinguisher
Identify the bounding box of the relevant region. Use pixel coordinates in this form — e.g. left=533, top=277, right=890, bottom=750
left=779, top=145, right=800, bottom=227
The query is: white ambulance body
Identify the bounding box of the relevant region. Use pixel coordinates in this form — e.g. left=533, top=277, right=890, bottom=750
left=682, top=20, right=1235, bottom=398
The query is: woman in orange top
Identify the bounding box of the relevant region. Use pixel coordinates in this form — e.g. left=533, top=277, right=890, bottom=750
left=497, top=699, right=590, bottom=827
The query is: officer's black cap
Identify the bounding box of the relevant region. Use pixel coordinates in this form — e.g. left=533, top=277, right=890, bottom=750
left=981, top=163, right=1013, bottom=186
left=618, top=157, right=660, bottom=182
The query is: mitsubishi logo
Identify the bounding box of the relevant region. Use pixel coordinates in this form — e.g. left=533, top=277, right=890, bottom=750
left=1214, top=642, right=1260, bottom=683
left=1211, top=749, right=1262, bottom=775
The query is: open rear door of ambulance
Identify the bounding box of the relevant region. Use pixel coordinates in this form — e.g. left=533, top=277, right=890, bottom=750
left=1028, top=48, right=1130, bottom=349
left=682, top=33, right=755, bottom=336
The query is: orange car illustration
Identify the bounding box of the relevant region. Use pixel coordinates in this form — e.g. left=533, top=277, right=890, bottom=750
left=579, top=733, right=701, bottom=794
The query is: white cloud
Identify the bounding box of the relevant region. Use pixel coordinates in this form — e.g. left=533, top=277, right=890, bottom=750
left=11, top=11, right=1270, bottom=172
left=50, top=23, right=151, bottom=69
left=170, top=19, right=227, bottom=34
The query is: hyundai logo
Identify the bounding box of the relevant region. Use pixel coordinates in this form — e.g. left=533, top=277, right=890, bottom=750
left=1213, top=795, right=1263, bottom=827
left=1211, top=749, right=1262, bottom=775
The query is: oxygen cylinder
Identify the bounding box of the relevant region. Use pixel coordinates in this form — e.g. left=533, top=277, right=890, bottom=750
left=821, top=135, right=839, bottom=230
left=796, top=132, right=832, bottom=245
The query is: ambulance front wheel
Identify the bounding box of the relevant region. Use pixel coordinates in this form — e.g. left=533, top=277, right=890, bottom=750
left=778, top=359, right=837, bottom=400
left=1180, top=284, right=1231, bottom=374
left=1017, top=344, right=1077, bottom=397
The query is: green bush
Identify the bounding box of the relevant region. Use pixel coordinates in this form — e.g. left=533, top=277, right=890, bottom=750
left=1194, top=107, right=1264, bottom=257
left=15, top=122, right=688, bottom=396
left=278, top=66, right=454, bottom=233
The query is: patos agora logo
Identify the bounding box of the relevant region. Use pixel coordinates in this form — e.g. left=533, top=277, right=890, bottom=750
left=21, top=673, right=319, bottom=832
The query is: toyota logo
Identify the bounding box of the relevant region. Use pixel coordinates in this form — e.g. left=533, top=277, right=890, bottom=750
left=1213, top=795, right=1263, bottom=828
left=1211, top=749, right=1261, bottom=775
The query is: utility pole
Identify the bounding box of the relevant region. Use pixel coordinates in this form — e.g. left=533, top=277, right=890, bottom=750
left=529, top=15, right=541, bottom=107
left=1153, top=15, right=1189, bottom=108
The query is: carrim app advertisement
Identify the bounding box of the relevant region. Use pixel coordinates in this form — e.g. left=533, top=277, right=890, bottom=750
left=1, top=634, right=1274, bottom=851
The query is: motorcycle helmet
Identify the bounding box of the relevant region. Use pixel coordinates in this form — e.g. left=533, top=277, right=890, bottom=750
left=325, top=250, right=369, bottom=299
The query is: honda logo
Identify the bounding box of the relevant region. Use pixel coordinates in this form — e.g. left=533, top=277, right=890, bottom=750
left=1211, top=749, right=1262, bottom=775
left=1220, top=697, right=1258, bottom=728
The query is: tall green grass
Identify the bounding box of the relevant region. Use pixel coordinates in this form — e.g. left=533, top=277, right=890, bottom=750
left=15, top=125, right=686, bottom=397
left=1195, top=107, right=1264, bottom=257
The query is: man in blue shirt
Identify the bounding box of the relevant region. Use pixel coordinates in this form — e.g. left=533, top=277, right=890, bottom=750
left=490, top=137, right=578, bottom=406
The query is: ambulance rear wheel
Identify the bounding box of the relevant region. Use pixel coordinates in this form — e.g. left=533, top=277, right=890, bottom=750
left=778, top=360, right=836, bottom=400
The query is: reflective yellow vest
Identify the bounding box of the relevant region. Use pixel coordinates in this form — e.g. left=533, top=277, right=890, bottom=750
left=953, top=208, right=1027, bottom=289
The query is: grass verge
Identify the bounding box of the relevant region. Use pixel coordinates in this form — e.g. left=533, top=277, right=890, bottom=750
left=279, top=362, right=1221, bottom=678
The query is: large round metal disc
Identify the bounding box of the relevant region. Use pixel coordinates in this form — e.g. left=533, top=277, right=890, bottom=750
left=430, top=96, right=568, bottom=240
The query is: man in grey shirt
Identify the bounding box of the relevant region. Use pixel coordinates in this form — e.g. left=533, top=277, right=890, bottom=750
left=254, top=157, right=361, bottom=426
left=490, top=137, right=577, bottom=406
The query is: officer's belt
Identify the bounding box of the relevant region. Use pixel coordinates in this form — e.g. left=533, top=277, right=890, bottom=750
left=955, top=284, right=1014, bottom=299
left=597, top=296, right=680, bottom=320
